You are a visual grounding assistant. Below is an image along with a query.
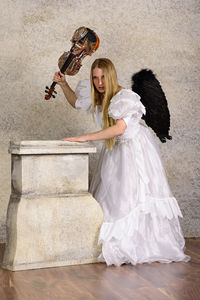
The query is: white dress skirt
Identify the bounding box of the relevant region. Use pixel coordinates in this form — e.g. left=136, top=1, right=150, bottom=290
left=75, top=79, right=190, bottom=266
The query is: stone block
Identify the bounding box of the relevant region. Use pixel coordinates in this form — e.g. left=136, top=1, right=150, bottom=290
left=2, top=193, right=103, bottom=271
left=11, top=154, right=89, bottom=195
left=2, top=141, right=103, bottom=270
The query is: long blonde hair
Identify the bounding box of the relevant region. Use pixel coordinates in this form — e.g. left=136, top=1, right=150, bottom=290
left=90, top=58, right=121, bottom=150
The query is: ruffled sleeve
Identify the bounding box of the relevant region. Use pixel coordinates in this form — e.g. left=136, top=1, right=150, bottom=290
left=108, top=89, right=146, bottom=126
left=75, top=79, right=92, bottom=113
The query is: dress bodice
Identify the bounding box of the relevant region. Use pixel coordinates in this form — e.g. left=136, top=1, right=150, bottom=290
left=75, top=79, right=146, bottom=138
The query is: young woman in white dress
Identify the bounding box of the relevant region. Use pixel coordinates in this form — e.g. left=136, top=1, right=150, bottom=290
left=53, top=58, right=190, bottom=266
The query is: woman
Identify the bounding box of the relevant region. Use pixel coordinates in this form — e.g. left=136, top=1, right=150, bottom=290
left=53, top=58, right=190, bottom=266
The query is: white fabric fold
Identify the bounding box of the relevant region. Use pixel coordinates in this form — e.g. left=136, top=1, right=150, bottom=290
left=99, top=196, right=183, bottom=243
left=108, top=89, right=146, bottom=124
left=75, top=79, right=92, bottom=113
left=98, top=209, right=190, bottom=266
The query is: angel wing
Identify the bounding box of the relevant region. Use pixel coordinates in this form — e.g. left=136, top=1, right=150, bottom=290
left=131, top=69, right=172, bottom=143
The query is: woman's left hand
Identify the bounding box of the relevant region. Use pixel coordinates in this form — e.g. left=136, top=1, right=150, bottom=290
left=61, top=119, right=126, bottom=143
left=62, top=135, right=88, bottom=142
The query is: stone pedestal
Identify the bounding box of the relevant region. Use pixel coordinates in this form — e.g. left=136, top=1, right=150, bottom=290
left=2, top=141, right=103, bottom=271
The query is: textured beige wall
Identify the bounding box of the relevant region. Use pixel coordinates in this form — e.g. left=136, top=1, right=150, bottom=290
left=0, top=0, right=199, bottom=241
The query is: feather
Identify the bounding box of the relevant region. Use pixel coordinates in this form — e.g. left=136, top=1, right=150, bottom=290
left=131, top=69, right=172, bottom=143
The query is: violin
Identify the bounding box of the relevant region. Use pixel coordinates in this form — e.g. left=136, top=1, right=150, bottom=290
left=45, top=27, right=100, bottom=100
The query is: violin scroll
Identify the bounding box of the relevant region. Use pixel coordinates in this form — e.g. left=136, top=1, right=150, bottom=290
left=45, top=85, right=57, bottom=100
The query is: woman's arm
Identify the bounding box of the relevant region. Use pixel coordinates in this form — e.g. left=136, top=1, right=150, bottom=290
left=53, top=71, right=77, bottom=108
left=62, top=119, right=127, bottom=142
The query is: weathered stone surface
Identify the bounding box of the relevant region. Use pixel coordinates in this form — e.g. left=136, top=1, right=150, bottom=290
left=2, top=193, right=103, bottom=271
left=12, top=153, right=88, bottom=194
left=10, top=140, right=96, bottom=194
left=2, top=141, right=103, bottom=270
left=9, top=140, right=97, bottom=155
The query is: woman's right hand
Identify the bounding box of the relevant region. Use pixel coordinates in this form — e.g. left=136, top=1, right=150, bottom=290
left=53, top=71, right=77, bottom=107
left=53, top=71, right=66, bottom=86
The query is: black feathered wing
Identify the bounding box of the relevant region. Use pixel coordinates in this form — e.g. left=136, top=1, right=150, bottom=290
left=131, top=69, right=172, bottom=143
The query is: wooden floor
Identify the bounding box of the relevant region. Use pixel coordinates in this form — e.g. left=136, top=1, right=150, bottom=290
left=0, top=239, right=199, bottom=300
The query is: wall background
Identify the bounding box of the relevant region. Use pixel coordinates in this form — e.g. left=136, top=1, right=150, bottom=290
left=0, top=0, right=199, bottom=242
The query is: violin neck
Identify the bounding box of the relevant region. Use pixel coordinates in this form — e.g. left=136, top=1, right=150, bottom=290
left=60, top=52, right=74, bottom=73
left=50, top=53, right=74, bottom=89
left=50, top=81, right=57, bottom=89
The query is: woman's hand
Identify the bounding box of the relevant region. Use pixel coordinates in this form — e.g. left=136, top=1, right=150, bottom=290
left=61, top=119, right=126, bottom=143
left=62, top=135, right=88, bottom=142
left=53, top=71, right=77, bottom=108
left=53, top=71, right=66, bottom=86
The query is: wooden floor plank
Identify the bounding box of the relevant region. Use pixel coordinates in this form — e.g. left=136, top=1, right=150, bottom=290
left=0, top=238, right=199, bottom=300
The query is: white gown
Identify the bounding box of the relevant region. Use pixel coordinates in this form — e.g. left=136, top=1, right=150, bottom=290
left=75, top=79, right=190, bottom=266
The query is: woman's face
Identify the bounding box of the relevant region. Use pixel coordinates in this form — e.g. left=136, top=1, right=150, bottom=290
left=92, top=67, right=105, bottom=93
